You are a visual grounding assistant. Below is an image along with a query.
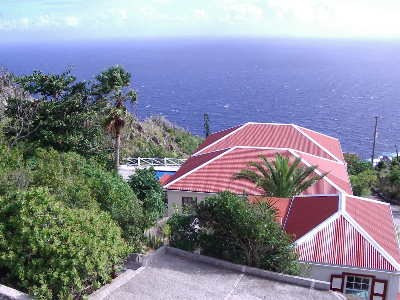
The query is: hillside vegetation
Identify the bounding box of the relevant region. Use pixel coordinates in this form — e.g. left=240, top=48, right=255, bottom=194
left=0, top=67, right=201, bottom=299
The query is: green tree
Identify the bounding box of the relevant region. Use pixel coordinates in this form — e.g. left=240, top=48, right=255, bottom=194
left=350, top=169, right=378, bottom=196
left=128, top=168, right=166, bottom=227
left=344, top=153, right=372, bottom=176
left=93, top=65, right=137, bottom=169
left=169, top=191, right=300, bottom=275
left=234, top=153, right=325, bottom=197
left=0, top=188, right=129, bottom=300
left=4, top=69, right=108, bottom=157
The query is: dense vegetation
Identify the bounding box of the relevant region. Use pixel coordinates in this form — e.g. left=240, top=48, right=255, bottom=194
left=344, top=153, right=400, bottom=201
left=168, top=191, right=301, bottom=275
left=0, top=67, right=201, bottom=299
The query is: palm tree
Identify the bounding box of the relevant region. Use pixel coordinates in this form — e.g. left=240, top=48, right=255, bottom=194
left=234, top=153, right=326, bottom=197
left=94, top=65, right=137, bottom=170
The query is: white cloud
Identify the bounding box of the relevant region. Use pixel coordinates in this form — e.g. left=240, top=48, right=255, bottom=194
left=193, top=9, right=207, bottom=19
left=65, top=16, right=79, bottom=27
left=220, top=0, right=264, bottom=23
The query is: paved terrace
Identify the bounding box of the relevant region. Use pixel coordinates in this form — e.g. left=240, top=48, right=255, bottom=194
left=91, top=248, right=343, bottom=300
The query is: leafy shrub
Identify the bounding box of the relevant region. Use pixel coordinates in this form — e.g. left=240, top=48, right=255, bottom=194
left=128, top=168, right=166, bottom=227
left=197, top=192, right=300, bottom=275
left=350, top=169, right=378, bottom=196
left=0, top=188, right=129, bottom=300
left=344, top=153, right=372, bottom=176
left=27, top=148, right=145, bottom=249
left=167, top=213, right=199, bottom=251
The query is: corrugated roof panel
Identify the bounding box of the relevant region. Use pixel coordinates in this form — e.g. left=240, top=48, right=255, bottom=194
left=284, top=196, right=339, bottom=240
left=193, top=124, right=243, bottom=154
left=167, top=148, right=339, bottom=195
left=297, top=215, right=397, bottom=271
left=164, top=149, right=229, bottom=186
left=296, top=126, right=345, bottom=162
left=196, top=124, right=336, bottom=161
left=248, top=196, right=291, bottom=225
left=294, top=151, right=352, bottom=194
left=346, top=196, right=400, bottom=265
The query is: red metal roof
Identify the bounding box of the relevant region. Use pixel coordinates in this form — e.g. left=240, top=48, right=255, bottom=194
left=284, top=196, right=339, bottom=240
left=294, top=151, right=352, bottom=194
left=296, top=126, right=345, bottom=162
left=345, top=196, right=400, bottom=265
left=164, top=148, right=229, bottom=186
left=297, top=215, right=397, bottom=271
left=166, top=148, right=340, bottom=195
left=194, top=125, right=242, bottom=154
left=159, top=174, right=172, bottom=185
left=195, top=123, right=339, bottom=161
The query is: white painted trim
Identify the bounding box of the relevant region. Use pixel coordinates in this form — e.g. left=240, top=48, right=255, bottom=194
left=295, top=212, right=341, bottom=245
left=338, top=192, right=345, bottom=212
left=164, top=147, right=236, bottom=188
left=291, top=149, right=345, bottom=165
left=295, top=125, right=340, bottom=141
left=296, top=193, right=341, bottom=198
left=389, top=205, right=400, bottom=249
left=346, top=194, right=391, bottom=206
left=283, top=196, right=295, bottom=229
left=191, top=147, right=233, bottom=157
left=342, top=212, right=400, bottom=271
left=299, top=261, right=400, bottom=275
left=294, top=125, right=342, bottom=163
left=289, top=149, right=346, bottom=195
left=193, top=123, right=247, bottom=155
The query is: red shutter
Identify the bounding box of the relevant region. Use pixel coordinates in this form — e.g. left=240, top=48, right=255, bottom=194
left=371, top=279, right=387, bottom=300
left=330, top=274, right=344, bottom=292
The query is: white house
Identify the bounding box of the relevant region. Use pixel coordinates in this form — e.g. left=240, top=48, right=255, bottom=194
left=162, top=122, right=400, bottom=299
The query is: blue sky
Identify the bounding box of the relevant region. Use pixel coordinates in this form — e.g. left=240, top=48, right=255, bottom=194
left=2, top=0, right=400, bottom=42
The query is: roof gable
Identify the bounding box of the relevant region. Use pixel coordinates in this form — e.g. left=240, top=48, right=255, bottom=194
left=297, top=215, right=398, bottom=271
left=345, top=196, right=400, bottom=265
left=166, top=148, right=340, bottom=195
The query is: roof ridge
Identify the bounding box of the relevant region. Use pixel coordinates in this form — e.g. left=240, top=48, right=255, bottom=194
left=289, top=149, right=345, bottom=194
left=293, top=125, right=342, bottom=163
left=295, top=125, right=340, bottom=141
left=164, top=148, right=235, bottom=188
left=192, top=123, right=247, bottom=155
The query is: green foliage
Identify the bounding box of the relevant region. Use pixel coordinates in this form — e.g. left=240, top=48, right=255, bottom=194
left=234, top=153, right=325, bottom=197
left=344, top=153, right=372, bottom=176
left=128, top=168, right=166, bottom=227
left=5, top=69, right=109, bottom=159
left=93, top=65, right=137, bottom=169
left=350, top=169, right=378, bottom=196
left=377, top=166, right=400, bottom=201
left=196, top=192, right=300, bottom=275
left=0, top=188, right=129, bottom=300
left=167, top=213, right=199, bottom=251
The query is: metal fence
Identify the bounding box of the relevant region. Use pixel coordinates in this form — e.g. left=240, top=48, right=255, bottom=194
left=125, top=157, right=186, bottom=167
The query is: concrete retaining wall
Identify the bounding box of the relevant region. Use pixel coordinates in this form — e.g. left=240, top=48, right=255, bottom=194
left=165, top=246, right=331, bottom=291
left=0, top=285, right=32, bottom=300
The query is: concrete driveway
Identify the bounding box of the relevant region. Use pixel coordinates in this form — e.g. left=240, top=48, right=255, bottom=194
left=99, top=252, right=342, bottom=300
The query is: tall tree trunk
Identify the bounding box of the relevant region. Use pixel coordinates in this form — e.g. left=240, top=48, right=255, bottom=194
left=115, top=132, right=121, bottom=170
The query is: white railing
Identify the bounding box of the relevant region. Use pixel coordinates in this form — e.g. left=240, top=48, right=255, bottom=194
left=125, top=157, right=186, bottom=167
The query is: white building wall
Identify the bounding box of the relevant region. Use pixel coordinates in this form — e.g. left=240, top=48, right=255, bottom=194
left=304, top=263, right=399, bottom=299
left=167, top=190, right=217, bottom=215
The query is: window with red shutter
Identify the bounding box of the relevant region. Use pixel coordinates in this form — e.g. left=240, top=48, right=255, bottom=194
left=330, top=274, right=344, bottom=292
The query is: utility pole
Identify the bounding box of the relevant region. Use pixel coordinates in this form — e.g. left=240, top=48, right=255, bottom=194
left=371, top=116, right=378, bottom=166
left=396, top=144, right=399, bottom=161
left=203, top=113, right=210, bottom=138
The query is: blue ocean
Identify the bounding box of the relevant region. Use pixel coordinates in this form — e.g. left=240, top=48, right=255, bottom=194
left=1, top=38, right=400, bottom=158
